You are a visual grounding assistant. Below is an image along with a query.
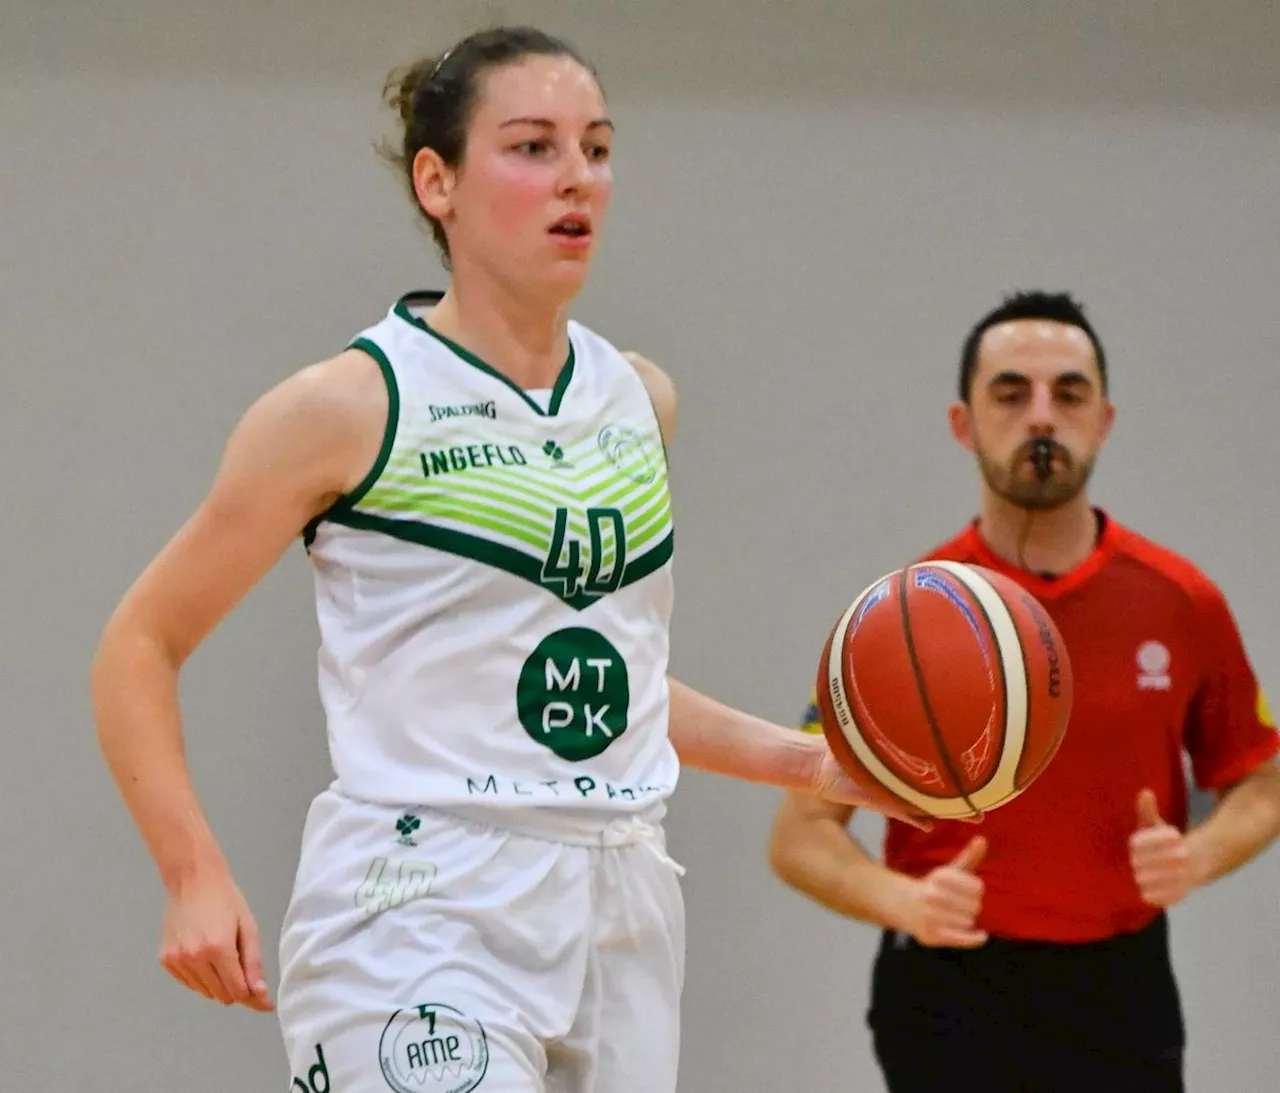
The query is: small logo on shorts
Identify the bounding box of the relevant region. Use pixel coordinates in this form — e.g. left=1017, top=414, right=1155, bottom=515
left=355, top=857, right=437, bottom=917
left=380, top=1003, right=488, bottom=1093
left=395, top=814, right=421, bottom=846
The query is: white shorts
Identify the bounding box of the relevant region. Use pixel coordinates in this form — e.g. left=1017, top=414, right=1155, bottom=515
left=277, top=790, right=686, bottom=1093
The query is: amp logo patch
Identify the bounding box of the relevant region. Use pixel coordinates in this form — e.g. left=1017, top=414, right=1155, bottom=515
left=380, top=1003, right=488, bottom=1093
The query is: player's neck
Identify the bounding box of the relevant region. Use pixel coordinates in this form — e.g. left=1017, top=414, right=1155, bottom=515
left=427, top=277, right=573, bottom=390
left=977, top=493, right=1099, bottom=577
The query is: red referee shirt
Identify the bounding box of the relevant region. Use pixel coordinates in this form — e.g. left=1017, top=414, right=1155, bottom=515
left=802, top=510, right=1279, bottom=943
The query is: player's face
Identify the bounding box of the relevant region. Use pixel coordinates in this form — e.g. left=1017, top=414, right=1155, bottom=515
left=424, top=56, right=613, bottom=300
left=950, top=320, right=1115, bottom=510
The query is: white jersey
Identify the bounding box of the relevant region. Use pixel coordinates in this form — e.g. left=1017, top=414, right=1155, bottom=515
left=303, top=292, right=679, bottom=817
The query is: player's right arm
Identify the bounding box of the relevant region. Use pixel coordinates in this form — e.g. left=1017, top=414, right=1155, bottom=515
left=90, top=348, right=387, bottom=1010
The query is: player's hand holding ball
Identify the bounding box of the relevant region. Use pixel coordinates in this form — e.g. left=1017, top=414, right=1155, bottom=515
left=809, top=746, right=934, bottom=829
left=897, top=836, right=990, bottom=948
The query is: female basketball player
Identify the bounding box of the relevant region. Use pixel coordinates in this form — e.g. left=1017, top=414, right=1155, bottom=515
left=90, top=25, right=918, bottom=1093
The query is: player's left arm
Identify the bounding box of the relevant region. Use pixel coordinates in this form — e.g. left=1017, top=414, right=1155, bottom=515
left=664, top=678, right=927, bottom=828
left=622, top=350, right=928, bottom=829
left=1130, top=581, right=1280, bottom=906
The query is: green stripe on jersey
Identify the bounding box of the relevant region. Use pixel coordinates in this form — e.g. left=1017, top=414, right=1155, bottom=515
left=327, top=508, right=673, bottom=611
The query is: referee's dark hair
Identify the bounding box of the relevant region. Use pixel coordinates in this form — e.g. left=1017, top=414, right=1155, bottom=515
left=958, top=291, right=1108, bottom=403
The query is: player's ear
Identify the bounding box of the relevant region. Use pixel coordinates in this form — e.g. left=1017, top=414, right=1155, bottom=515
left=948, top=400, right=976, bottom=452
left=412, top=146, right=455, bottom=223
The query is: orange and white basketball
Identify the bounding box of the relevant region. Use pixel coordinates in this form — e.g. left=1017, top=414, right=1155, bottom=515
left=815, top=562, right=1073, bottom=821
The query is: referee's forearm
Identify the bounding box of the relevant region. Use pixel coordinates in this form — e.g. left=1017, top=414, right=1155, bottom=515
left=769, top=810, right=914, bottom=929
left=1187, top=762, right=1280, bottom=886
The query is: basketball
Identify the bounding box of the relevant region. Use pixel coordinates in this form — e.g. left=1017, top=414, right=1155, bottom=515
left=815, top=562, right=1072, bottom=820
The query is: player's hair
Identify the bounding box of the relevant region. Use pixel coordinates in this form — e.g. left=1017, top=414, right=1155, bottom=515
left=379, top=26, right=600, bottom=268
left=958, top=291, right=1109, bottom=402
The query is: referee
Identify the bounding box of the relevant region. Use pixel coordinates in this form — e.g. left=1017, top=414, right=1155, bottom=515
left=769, top=291, right=1280, bottom=1093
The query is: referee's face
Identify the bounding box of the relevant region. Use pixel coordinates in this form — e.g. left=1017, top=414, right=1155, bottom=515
left=952, top=319, right=1115, bottom=510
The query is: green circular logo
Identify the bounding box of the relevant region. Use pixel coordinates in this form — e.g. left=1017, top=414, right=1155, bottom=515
left=518, top=628, right=630, bottom=761
left=379, top=1003, right=488, bottom=1093
left=598, top=423, right=657, bottom=484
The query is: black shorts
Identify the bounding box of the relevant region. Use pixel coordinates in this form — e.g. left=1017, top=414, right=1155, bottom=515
left=868, top=913, right=1185, bottom=1093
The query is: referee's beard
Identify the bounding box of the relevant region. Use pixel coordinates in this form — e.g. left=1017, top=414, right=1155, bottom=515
left=977, top=440, right=1097, bottom=511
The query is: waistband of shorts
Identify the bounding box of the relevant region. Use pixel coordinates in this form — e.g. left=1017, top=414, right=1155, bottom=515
left=880, top=910, right=1170, bottom=958
left=424, top=800, right=671, bottom=848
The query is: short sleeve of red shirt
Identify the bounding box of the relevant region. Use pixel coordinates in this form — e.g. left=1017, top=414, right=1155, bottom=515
left=1182, top=576, right=1280, bottom=790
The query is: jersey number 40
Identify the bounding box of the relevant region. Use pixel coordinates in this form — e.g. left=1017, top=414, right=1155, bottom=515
left=542, top=507, right=626, bottom=598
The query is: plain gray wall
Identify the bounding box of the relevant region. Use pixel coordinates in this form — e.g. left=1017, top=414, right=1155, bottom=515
left=5, top=1, right=1279, bottom=1089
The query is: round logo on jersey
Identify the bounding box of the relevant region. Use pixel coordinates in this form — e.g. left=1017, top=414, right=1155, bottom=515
left=517, top=628, right=630, bottom=761
left=598, top=423, right=657, bottom=484
left=1136, top=641, right=1171, bottom=675
left=379, top=1003, right=488, bottom=1093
